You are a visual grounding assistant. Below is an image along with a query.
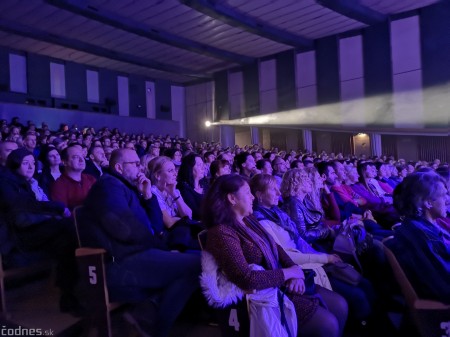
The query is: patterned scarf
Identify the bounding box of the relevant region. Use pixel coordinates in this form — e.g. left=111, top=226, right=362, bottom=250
left=236, top=215, right=280, bottom=270
left=254, top=204, right=300, bottom=243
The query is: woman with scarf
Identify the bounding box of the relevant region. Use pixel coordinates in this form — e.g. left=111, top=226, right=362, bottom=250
left=202, top=174, right=347, bottom=337
left=250, top=174, right=375, bottom=329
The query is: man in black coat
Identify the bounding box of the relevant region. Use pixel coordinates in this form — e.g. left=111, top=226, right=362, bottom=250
left=83, top=148, right=201, bottom=337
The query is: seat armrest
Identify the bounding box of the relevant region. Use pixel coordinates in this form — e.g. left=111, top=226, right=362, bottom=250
left=76, top=247, right=107, bottom=257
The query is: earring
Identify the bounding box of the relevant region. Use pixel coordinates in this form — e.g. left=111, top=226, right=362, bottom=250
left=415, top=207, right=423, bottom=217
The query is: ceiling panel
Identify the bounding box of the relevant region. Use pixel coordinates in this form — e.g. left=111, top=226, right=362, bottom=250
left=0, top=0, right=442, bottom=84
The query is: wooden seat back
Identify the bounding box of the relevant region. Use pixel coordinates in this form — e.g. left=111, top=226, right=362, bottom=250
left=382, top=237, right=450, bottom=337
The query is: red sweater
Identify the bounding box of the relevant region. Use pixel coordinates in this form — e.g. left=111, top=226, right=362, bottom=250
left=51, top=173, right=96, bottom=210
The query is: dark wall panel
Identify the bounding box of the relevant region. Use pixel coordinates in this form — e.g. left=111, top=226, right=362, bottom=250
left=27, top=54, right=50, bottom=98
left=243, top=62, right=260, bottom=117
left=363, top=22, right=392, bottom=97
left=214, top=71, right=229, bottom=120
left=276, top=50, right=296, bottom=111
left=316, top=36, right=340, bottom=105
left=99, top=69, right=118, bottom=115
left=421, top=1, right=450, bottom=87
left=155, top=80, right=171, bottom=120
left=129, top=75, right=146, bottom=118
left=66, top=61, right=86, bottom=103
left=0, top=48, right=9, bottom=91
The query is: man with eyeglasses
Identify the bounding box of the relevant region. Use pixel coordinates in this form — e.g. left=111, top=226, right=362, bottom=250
left=272, top=156, right=288, bottom=188
left=83, top=148, right=201, bottom=337
left=51, top=144, right=96, bottom=211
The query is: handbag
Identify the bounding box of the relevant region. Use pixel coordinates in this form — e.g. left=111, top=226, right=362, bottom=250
left=322, top=262, right=362, bottom=286
left=303, top=269, right=317, bottom=295
left=332, top=223, right=363, bottom=272
left=165, top=216, right=203, bottom=251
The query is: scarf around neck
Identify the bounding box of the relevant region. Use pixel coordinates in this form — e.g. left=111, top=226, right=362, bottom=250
left=236, top=215, right=280, bottom=271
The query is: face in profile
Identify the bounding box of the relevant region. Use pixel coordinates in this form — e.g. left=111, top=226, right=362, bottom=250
left=260, top=182, right=280, bottom=208
left=427, top=182, right=450, bottom=220
left=217, top=164, right=231, bottom=177
left=158, top=161, right=177, bottom=186
left=230, top=183, right=254, bottom=218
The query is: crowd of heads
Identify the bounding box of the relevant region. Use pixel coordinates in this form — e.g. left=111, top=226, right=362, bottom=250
left=0, top=116, right=448, bottom=220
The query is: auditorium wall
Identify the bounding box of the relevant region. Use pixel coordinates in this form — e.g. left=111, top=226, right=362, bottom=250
left=186, top=0, right=449, bottom=161
left=0, top=46, right=184, bottom=136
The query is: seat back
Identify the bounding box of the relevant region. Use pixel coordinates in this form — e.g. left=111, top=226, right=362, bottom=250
left=76, top=247, right=115, bottom=337
left=382, top=237, right=450, bottom=337
left=73, top=206, right=121, bottom=337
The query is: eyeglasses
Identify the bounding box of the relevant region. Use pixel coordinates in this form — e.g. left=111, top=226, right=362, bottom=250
left=122, top=161, right=141, bottom=167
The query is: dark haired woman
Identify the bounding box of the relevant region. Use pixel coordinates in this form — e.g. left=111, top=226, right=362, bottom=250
left=38, top=146, right=62, bottom=197
left=0, top=148, right=79, bottom=313
left=177, top=153, right=208, bottom=221
left=234, top=151, right=257, bottom=178
left=209, top=159, right=231, bottom=186
left=202, top=174, right=347, bottom=337
left=390, top=171, right=450, bottom=303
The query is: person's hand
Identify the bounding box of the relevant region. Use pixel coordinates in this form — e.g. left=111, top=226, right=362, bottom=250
left=286, top=278, right=305, bottom=295
left=283, top=265, right=304, bottom=280
left=136, top=172, right=152, bottom=199
left=62, top=208, right=71, bottom=218
left=165, top=183, right=178, bottom=198
left=327, top=254, right=342, bottom=264
left=363, top=210, right=376, bottom=222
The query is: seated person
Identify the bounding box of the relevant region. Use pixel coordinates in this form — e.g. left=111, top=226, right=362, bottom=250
left=176, top=153, right=207, bottom=221
left=84, top=146, right=109, bottom=179
left=37, top=146, right=62, bottom=197
left=234, top=152, right=257, bottom=178
left=51, top=145, right=96, bottom=210
left=436, top=166, right=450, bottom=232
left=389, top=171, right=450, bottom=304
left=351, top=163, right=400, bottom=227
left=250, top=173, right=375, bottom=326
left=83, top=148, right=201, bottom=337
left=280, top=168, right=334, bottom=251
left=374, top=162, right=395, bottom=193
left=0, top=140, right=18, bottom=174
left=319, top=162, right=392, bottom=240
left=209, top=159, right=231, bottom=186
left=203, top=174, right=348, bottom=337
left=148, top=156, right=192, bottom=228
left=0, top=148, right=78, bottom=313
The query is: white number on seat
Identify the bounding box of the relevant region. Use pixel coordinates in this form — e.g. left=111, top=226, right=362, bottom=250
left=88, top=266, right=97, bottom=285
left=228, top=308, right=240, bottom=331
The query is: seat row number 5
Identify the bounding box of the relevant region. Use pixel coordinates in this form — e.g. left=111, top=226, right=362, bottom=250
left=88, top=266, right=97, bottom=285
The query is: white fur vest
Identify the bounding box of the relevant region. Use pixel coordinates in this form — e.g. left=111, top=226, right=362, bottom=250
left=200, top=251, right=244, bottom=308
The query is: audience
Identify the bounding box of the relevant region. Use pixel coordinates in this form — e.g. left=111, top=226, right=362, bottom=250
left=202, top=174, right=348, bottom=337
left=0, top=115, right=448, bottom=334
